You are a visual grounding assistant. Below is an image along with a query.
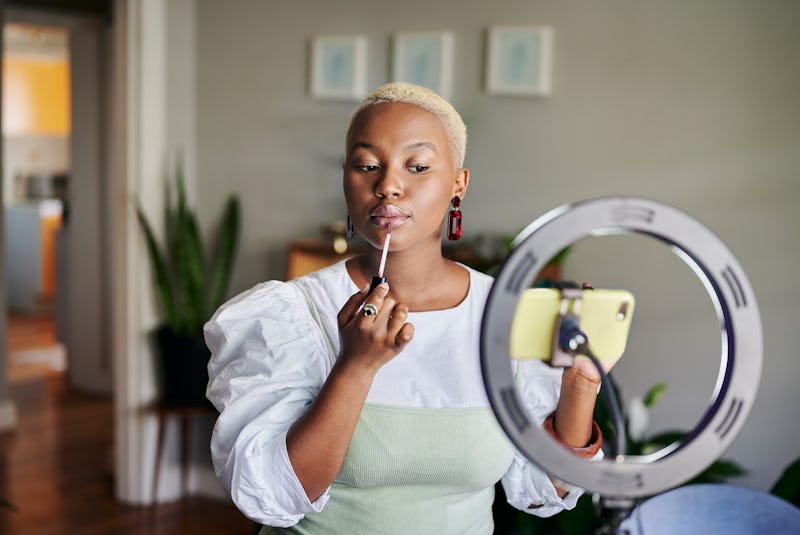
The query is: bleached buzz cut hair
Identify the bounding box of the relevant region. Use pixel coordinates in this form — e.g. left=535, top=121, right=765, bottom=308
left=346, top=82, right=467, bottom=167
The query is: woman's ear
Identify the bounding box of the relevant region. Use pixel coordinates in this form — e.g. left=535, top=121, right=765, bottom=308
left=454, top=167, right=470, bottom=200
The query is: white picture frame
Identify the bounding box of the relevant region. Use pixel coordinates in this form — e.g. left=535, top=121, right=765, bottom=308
left=485, top=26, right=553, bottom=97
left=310, top=35, right=367, bottom=101
left=392, top=31, right=453, bottom=98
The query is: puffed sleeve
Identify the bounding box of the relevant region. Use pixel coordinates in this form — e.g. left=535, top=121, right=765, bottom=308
left=204, top=280, right=333, bottom=527
left=500, top=359, right=584, bottom=517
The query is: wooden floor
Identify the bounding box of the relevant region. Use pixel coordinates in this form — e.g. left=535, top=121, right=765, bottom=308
left=1, top=313, right=259, bottom=535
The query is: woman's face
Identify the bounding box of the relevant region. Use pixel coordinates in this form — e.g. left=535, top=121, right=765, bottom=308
left=343, top=102, right=468, bottom=251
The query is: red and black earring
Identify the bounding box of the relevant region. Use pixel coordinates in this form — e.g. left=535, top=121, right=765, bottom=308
left=346, top=214, right=355, bottom=239
left=447, top=196, right=462, bottom=241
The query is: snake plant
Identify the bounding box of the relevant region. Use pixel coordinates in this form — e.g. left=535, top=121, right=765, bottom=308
left=136, top=163, right=240, bottom=338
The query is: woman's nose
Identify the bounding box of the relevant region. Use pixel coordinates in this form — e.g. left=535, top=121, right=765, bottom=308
left=374, top=168, right=403, bottom=198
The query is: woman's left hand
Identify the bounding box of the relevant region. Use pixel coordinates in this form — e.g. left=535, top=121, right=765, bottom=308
left=568, top=352, right=620, bottom=386
left=551, top=351, right=621, bottom=456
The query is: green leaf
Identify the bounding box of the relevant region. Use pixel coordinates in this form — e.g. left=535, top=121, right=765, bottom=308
left=708, top=459, right=747, bottom=477
left=593, top=373, right=624, bottom=450
left=771, top=457, right=800, bottom=507
left=643, top=430, right=685, bottom=447
left=206, top=195, right=241, bottom=320
left=172, top=209, right=205, bottom=336
left=168, top=169, right=207, bottom=336
left=183, top=208, right=207, bottom=321
left=136, top=203, right=180, bottom=332
left=547, top=245, right=573, bottom=266
left=643, top=382, right=667, bottom=408
left=689, top=459, right=747, bottom=484
left=163, top=173, right=175, bottom=250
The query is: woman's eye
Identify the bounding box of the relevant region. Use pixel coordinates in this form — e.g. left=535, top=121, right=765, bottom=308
left=356, top=164, right=380, bottom=172
left=408, top=165, right=429, bottom=173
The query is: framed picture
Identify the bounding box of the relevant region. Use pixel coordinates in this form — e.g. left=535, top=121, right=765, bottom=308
left=310, top=35, right=367, bottom=101
left=392, top=31, right=453, bottom=98
left=485, top=26, right=553, bottom=97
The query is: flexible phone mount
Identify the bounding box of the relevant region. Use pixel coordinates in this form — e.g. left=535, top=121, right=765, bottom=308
left=480, top=197, right=763, bottom=532
left=549, top=282, right=634, bottom=531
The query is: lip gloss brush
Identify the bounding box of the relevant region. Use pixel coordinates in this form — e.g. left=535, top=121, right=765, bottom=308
left=369, top=223, right=391, bottom=293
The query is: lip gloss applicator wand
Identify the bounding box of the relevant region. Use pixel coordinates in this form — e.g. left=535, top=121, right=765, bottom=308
left=369, top=223, right=392, bottom=293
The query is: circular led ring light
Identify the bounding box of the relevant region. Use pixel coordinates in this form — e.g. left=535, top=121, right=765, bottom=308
left=481, top=197, right=762, bottom=498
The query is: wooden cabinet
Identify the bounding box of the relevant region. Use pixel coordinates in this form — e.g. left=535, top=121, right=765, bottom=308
left=285, top=239, right=365, bottom=280
left=285, top=239, right=562, bottom=283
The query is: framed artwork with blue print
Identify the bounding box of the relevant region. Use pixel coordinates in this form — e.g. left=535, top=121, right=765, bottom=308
left=310, top=35, right=367, bottom=101
left=392, top=31, right=453, bottom=99
left=486, top=26, right=553, bottom=97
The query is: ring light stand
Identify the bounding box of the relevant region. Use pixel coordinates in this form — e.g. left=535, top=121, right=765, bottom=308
left=480, top=197, right=762, bottom=529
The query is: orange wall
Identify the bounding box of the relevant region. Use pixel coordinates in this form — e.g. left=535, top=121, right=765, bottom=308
left=2, top=57, right=70, bottom=135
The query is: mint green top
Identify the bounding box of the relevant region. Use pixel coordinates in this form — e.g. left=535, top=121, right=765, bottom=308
left=260, top=403, right=516, bottom=535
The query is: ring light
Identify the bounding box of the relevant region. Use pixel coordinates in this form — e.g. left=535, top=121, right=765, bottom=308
left=481, top=197, right=762, bottom=498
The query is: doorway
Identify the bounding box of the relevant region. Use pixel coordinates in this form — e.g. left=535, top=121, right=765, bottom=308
left=2, top=4, right=112, bottom=395
left=3, top=21, right=68, bottom=382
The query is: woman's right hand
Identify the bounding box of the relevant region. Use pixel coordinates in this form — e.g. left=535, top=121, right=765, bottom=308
left=287, top=282, right=414, bottom=500
left=336, top=283, right=414, bottom=372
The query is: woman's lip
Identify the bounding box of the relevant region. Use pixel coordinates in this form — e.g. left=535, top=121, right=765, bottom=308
left=370, top=204, right=407, bottom=218
left=369, top=204, right=409, bottom=228
left=370, top=215, right=408, bottom=228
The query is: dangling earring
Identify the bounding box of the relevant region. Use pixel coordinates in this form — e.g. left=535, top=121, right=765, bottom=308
left=346, top=214, right=355, bottom=239
left=447, top=196, right=462, bottom=241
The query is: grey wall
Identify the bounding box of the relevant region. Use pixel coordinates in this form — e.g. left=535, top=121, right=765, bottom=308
left=193, top=0, right=800, bottom=492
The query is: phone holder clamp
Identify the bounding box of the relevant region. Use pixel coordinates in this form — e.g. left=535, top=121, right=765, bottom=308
left=549, top=286, right=589, bottom=368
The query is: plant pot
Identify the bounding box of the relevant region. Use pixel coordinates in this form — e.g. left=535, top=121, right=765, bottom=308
left=155, top=325, right=212, bottom=408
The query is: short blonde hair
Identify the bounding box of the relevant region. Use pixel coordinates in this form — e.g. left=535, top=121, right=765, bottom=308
left=346, top=82, right=467, bottom=166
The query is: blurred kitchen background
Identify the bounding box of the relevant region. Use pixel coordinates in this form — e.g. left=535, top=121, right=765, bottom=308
left=4, top=22, right=68, bottom=376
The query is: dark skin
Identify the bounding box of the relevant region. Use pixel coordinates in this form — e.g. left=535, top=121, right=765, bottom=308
left=286, top=102, right=614, bottom=502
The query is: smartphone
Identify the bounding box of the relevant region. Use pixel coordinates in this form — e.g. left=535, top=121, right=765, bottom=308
left=509, top=288, right=635, bottom=362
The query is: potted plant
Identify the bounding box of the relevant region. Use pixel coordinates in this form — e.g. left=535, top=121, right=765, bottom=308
left=137, top=163, right=240, bottom=407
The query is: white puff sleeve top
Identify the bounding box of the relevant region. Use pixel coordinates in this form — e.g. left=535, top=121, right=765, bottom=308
left=205, top=261, right=581, bottom=526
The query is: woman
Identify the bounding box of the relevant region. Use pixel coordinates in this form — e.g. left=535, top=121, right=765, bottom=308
left=205, top=82, right=604, bottom=534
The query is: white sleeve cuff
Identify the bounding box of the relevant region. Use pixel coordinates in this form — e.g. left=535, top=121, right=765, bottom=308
left=274, top=429, right=331, bottom=514
left=225, top=429, right=331, bottom=527
left=501, top=452, right=584, bottom=518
